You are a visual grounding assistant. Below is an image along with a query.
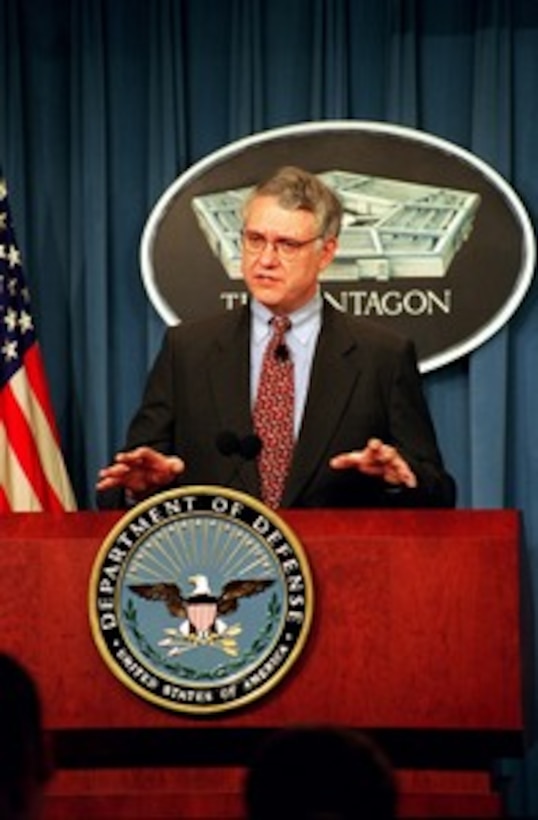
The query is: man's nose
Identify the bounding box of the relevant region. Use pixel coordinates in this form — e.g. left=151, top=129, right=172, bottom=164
left=259, top=240, right=279, bottom=264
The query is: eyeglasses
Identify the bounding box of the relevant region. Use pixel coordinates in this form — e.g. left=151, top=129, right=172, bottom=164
left=241, top=230, right=322, bottom=260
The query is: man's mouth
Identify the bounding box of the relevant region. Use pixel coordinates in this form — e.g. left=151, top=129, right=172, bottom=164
left=254, top=273, right=279, bottom=283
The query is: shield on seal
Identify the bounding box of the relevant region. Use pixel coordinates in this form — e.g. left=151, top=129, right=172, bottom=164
left=187, top=601, right=218, bottom=634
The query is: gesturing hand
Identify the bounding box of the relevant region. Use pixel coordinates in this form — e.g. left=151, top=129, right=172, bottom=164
left=96, top=446, right=185, bottom=498
left=330, top=437, right=417, bottom=488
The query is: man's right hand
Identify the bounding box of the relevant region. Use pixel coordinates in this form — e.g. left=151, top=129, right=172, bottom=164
left=96, top=446, right=185, bottom=500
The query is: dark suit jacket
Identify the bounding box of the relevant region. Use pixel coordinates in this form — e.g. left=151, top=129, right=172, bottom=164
left=99, top=302, right=455, bottom=509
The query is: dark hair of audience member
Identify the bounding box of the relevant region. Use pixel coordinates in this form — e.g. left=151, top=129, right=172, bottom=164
left=244, top=724, right=398, bottom=820
left=0, top=653, right=53, bottom=820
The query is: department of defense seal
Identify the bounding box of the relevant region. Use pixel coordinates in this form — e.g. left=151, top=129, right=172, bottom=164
left=88, top=486, right=313, bottom=715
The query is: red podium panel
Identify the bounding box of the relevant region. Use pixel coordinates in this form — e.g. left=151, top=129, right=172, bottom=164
left=0, top=509, right=524, bottom=818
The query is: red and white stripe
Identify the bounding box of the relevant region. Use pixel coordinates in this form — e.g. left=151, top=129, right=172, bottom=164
left=0, top=344, right=76, bottom=512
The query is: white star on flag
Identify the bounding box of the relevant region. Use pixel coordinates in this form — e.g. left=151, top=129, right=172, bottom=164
left=0, top=169, right=77, bottom=511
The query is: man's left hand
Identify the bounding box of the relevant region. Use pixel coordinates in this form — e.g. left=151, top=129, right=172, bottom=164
left=330, top=437, right=417, bottom=488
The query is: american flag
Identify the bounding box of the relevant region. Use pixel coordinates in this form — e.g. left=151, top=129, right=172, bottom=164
left=0, top=172, right=77, bottom=511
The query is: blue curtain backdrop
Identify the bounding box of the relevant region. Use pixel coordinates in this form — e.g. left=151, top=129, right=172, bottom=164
left=1, top=0, right=538, bottom=813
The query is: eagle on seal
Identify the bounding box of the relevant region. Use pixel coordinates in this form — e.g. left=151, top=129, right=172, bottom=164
left=129, top=574, right=274, bottom=638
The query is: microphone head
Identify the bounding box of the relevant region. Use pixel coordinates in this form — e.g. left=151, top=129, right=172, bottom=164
left=215, top=431, right=240, bottom=456
left=240, top=434, right=262, bottom=460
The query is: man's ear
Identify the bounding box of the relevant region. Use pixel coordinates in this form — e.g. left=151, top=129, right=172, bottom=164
left=319, top=236, right=338, bottom=271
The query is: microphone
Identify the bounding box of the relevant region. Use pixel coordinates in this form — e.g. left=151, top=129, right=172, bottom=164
left=215, top=430, right=240, bottom=457
left=239, top=433, right=262, bottom=460
left=215, top=431, right=262, bottom=460
left=274, top=343, right=289, bottom=362
left=215, top=430, right=262, bottom=494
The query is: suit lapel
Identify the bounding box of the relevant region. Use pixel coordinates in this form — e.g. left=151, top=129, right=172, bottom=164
left=207, top=307, right=260, bottom=496
left=283, top=305, right=360, bottom=505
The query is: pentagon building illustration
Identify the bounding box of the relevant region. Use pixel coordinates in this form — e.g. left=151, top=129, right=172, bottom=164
left=191, top=170, right=481, bottom=281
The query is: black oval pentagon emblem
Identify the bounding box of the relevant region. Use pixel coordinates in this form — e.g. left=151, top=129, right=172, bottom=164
left=141, top=120, right=535, bottom=373
left=88, top=486, right=313, bottom=715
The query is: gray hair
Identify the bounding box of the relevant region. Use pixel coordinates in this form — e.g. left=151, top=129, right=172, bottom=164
left=243, top=166, right=343, bottom=238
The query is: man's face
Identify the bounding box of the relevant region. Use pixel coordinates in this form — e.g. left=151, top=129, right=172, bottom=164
left=241, top=195, right=337, bottom=314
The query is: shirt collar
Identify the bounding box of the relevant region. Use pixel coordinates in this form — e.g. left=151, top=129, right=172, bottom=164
left=251, top=292, right=322, bottom=346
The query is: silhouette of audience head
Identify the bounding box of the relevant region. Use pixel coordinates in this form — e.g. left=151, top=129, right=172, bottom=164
left=0, top=653, right=52, bottom=820
left=244, top=724, right=398, bottom=820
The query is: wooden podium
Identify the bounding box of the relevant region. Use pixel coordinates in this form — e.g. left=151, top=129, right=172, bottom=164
left=0, top=509, right=524, bottom=818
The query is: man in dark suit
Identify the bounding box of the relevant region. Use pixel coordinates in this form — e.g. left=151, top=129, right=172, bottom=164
left=97, top=166, right=455, bottom=509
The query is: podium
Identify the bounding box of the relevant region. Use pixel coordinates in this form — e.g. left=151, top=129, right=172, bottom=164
left=0, top=509, right=524, bottom=818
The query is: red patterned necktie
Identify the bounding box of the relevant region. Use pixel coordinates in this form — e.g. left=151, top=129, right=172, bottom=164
left=253, top=316, right=294, bottom=509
